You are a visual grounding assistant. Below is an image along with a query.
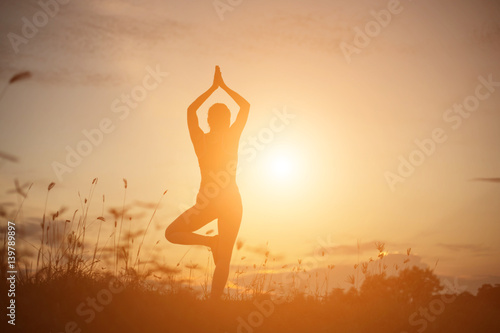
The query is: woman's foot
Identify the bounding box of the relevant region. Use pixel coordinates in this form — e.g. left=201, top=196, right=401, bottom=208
left=210, top=235, right=220, bottom=266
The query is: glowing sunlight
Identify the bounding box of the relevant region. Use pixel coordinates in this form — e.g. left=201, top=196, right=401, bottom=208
left=261, top=145, right=302, bottom=186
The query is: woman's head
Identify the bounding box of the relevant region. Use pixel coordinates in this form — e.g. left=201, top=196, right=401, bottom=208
left=208, top=103, right=231, bottom=131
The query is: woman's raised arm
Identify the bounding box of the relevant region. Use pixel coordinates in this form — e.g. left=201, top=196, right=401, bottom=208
left=187, top=67, right=220, bottom=139
left=218, top=69, right=250, bottom=135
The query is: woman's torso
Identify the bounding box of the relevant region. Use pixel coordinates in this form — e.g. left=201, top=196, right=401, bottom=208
left=195, top=131, right=240, bottom=193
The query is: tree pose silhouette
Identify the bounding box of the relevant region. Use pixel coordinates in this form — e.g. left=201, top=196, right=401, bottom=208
left=165, top=66, right=250, bottom=299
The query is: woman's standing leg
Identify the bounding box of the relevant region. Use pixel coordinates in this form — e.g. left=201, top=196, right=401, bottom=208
left=210, top=193, right=243, bottom=299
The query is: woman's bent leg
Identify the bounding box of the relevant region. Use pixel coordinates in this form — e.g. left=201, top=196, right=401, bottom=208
left=165, top=204, right=217, bottom=247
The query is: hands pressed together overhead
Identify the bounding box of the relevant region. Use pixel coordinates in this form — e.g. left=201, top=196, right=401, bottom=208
left=212, top=65, right=227, bottom=90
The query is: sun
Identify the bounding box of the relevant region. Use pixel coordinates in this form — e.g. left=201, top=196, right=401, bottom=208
left=260, top=145, right=302, bottom=184
left=243, top=141, right=309, bottom=199
left=270, top=152, right=294, bottom=180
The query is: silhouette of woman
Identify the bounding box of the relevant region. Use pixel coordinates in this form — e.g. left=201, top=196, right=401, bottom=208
left=165, top=66, right=250, bottom=299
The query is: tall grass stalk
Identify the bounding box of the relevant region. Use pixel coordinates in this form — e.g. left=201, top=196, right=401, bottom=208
left=134, top=190, right=168, bottom=270
left=116, top=178, right=128, bottom=275
left=36, top=182, right=55, bottom=275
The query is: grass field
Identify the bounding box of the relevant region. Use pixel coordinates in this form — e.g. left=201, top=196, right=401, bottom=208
left=1, top=179, right=499, bottom=333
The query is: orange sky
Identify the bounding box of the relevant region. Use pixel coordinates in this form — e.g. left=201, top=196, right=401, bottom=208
left=1, top=0, right=499, bottom=293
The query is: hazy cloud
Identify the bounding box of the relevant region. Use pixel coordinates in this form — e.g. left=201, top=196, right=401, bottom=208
left=471, top=177, right=500, bottom=183
left=437, top=242, right=491, bottom=256
left=0, top=0, right=189, bottom=84
left=2, top=0, right=499, bottom=85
